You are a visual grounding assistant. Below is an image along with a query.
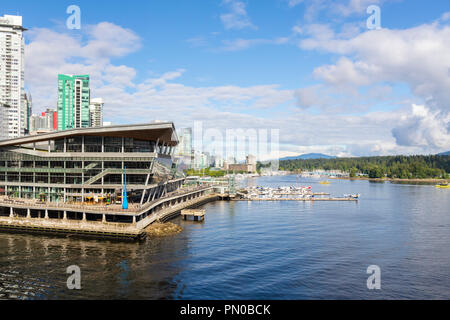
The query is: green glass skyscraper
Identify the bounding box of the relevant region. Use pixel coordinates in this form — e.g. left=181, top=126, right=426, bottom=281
left=57, top=74, right=90, bottom=131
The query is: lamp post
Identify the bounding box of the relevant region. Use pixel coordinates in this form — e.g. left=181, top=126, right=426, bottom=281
left=123, top=166, right=128, bottom=210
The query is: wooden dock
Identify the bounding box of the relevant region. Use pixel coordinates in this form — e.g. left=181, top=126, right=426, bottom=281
left=181, top=209, right=206, bottom=222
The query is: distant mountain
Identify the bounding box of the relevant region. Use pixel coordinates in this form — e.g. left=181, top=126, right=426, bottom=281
left=280, top=153, right=337, bottom=161
left=437, top=151, right=450, bottom=156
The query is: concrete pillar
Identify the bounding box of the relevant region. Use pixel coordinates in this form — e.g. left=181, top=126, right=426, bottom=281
left=27, top=208, right=31, bottom=219
left=102, top=214, right=106, bottom=223
left=82, top=213, right=86, bottom=222
left=132, top=216, right=136, bottom=224
left=9, top=207, right=13, bottom=218
left=45, top=209, right=49, bottom=219
left=63, top=211, right=67, bottom=220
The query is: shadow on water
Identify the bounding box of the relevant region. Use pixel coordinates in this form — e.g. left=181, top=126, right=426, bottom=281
left=0, top=230, right=189, bottom=300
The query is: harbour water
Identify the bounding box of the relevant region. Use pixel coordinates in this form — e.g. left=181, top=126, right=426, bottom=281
left=0, top=176, right=449, bottom=299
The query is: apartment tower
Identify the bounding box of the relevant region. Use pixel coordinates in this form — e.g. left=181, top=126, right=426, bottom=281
left=57, top=74, right=90, bottom=131
left=0, top=15, right=26, bottom=139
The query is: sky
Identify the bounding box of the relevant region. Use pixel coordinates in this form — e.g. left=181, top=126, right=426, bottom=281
left=2, top=0, right=450, bottom=159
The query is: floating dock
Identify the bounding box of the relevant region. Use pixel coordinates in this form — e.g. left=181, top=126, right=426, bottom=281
left=233, top=198, right=358, bottom=202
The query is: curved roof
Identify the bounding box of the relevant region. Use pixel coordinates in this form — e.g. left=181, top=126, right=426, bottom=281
left=0, top=122, right=179, bottom=147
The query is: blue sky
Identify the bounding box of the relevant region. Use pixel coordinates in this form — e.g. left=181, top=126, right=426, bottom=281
left=2, top=0, right=450, bottom=158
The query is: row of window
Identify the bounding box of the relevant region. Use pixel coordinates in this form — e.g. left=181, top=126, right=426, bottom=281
left=53, top=136, right=160, bottom=153
left=0, top=161, right=152, bottom=169
left=0, top=173, right=147, bottom=185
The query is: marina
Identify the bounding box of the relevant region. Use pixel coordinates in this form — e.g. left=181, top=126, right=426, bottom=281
left=237, top=185, right=360, bottom=202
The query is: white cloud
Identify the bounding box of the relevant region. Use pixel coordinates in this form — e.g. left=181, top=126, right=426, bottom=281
left=287, top=0, right=390, bottom=20
left=392, top=104, right=450, bottom=150
left=220, top=37, right=289, bottom=51
left=24, top=19, right=449, bottom=158
left=25, top=22, right=142, bottom=109
left=298, top=22, right=450, bottom=111
left=220, top=0, right=257, bottom=30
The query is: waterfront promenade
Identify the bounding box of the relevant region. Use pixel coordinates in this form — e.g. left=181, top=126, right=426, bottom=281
left=0, top=185, right=218, bottom=240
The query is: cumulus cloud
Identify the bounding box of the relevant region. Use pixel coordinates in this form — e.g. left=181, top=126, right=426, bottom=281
left=24, top=17, right=450, bottom=158
left=24, top=22, right=294, bottom=125
left=392, top=104, right=450, bottom=150
left=292, top=16, right=450, bottom=153
left=25, top=22, right=142, bottom=109
left=299, top=22, right=450, bottom=111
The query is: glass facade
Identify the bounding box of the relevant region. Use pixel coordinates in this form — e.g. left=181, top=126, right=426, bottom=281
left=0, top=133, right=183, bottom=205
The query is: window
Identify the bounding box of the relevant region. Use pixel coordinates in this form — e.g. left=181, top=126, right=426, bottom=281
left=104, top=137, right=122, bottom=153
left=84, top=136, right=102, bottom=153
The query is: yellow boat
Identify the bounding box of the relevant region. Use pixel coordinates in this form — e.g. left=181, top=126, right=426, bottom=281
left=319, top=181, right=331, bottom=185
left=436, top=184, right=450, bottom=189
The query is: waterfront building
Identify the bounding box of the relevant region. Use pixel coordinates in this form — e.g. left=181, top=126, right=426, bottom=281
left=0, top=15, right=26, bottom=139
left=0, top=122, right=217, bottom=240
left=225, top=155, right=257, bottom=173
left=57, top=74, right=90, bottom=131
left=0, top=122, right=183, bottom=204
left=89, top=98, right=103, bottom=128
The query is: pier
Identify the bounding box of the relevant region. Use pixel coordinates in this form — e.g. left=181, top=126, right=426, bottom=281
left=181, top=209, right=206, bottom=222
left=0, top=186, right=218, bottom=241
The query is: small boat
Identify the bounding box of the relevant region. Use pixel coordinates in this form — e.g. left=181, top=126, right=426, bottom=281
left=436, top=184, right=450, bottom=189
left=319, top=181, right=330, bottom=185
left=345, top=194, right=361, bottom=199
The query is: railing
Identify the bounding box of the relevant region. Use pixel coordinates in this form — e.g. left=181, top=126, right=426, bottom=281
left=0, top=186, right=213, bottom=214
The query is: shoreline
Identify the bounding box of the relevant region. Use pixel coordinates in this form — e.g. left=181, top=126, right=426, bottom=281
left=333, top=177, right=449, bottom=184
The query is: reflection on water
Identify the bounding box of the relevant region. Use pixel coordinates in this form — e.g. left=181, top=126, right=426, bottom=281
left=0, top=176, right=449, bottom=300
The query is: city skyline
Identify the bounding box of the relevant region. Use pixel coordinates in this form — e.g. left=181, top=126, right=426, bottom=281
left=1, top=1, right=449, bottom=157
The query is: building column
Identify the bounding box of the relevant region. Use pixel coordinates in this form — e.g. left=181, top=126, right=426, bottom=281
left=9, top=207, right=13, bottom=218
left=45, top=210, right=49, bottom=219
left=63, top=211, right=67, bottom=220
left=82, top=213, right=86, bottom=221
left=102, top=214, right=106, bottom=223
left=27, top=208, right=31, bottom=219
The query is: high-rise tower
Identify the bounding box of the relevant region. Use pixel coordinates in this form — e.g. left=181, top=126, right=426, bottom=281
left=0, top=15, right=26, bottom=138
left=57, top=74, right=90, bottom=131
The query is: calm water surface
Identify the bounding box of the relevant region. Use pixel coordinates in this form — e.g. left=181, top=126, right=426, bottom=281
left=0, top=176, right=449, bottom=299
